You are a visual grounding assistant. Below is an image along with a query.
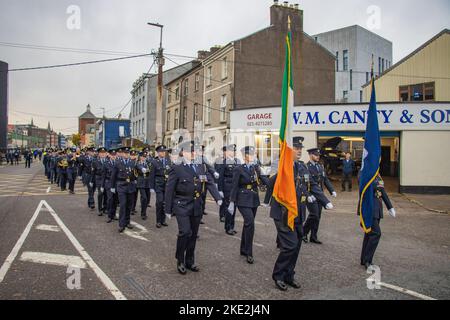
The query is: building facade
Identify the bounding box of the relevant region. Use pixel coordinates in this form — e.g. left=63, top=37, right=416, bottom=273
left=0, top=61, right=7, bottom=151
left=313, top=25, right=393, bottom=103
left=130, top=62, right=197, bottom=147
left=96, top=118, right=131, bottom=150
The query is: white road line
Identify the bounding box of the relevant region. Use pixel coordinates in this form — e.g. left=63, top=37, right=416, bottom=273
left=0, top=200, right=44, bottom=283
left=46, top=187, right=51, bottom=193
left=42, top=201, right=127, bottom=300
left=20, top=252, right=87, bottom=269
left=123, top=230, right=149, bottom=242
left=36, top=224, right=60, bottom=232
left=379, top=282, right=437, bottom=300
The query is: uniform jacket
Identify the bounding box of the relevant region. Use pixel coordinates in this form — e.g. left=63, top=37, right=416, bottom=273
left=165, top=162, right=222, bottom=217
left=102, top=158, right=116, bottom=190
left=307, top=161, right=335, bottom=206
left=136, top=160, right=152, bottom=189
left=372, top=177, right=393, bottom=219
left=110, top=158, right=137, bottom=194
left=230, top=163, right=269, bottom=208
left=216, top=157, right=241, bottom=195
left=149, top=157, right=172, bottom=192
left=342, top=159, right=356, bottom=175
left=91, top=158, right=107, bottom=187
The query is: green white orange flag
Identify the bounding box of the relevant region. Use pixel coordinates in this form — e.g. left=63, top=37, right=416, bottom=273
left=273, top=17, right=298, bottom=231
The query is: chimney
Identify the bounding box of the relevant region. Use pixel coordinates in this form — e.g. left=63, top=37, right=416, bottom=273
left=197, top=50, right=210, bottom=60
left=210, top=46, right=221, bottom=54
left=270, top=2, right=303, bottom=32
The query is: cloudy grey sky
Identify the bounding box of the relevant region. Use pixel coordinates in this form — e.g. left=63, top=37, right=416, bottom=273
left=1, top=0, right=448, bottom=134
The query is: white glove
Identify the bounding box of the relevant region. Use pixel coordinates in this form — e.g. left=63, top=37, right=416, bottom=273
left=325, top=203, right=334, bottom=210
left=307, top=195, right=316, bottom=203
left=219, top=191, right=224, bottom=198
left=332, top=191, right=337, bottom=198
left=111, top=188, right=116, bottom=194
left=228, top=202, right=235, bottom=215
left=165, top=213, right=172, bottom=220
left=261, top=203, right=270, bottom=208
left=100, top=187, right=104, bottom=193
left=213, top=172, right=220, bottom=179
left=150, top=189, right=156, bottom=193
left=141, top=168, right=148, bottom=174
left=388, top=208, right=396, bottom=218
left=217, top=200, right=223, bottom=206
left=89, top=182, right=93, bottom=188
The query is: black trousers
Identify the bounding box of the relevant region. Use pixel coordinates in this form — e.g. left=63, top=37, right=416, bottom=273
left=155, top=191, right=166, bottom=224
left=25, top=159, right=31, bottom=168
left=97, top=186, right=107, bottom=213
left=222, top=194, right=235, bottom=231
left=118, top=191, right=133, bottom=228
left=238, top=206, right=258, bottom=257
left=67, top=170, right=77, bottom=192
left=342, top=173, right=353, bottom=191
left=59, top=171, right=67, bottom=191
left=87, top=179, right=95, bottom=208
left=138, top=188, right=150, bottom=216
left=175, top=214, right=202, bottom=266
left=106, top=188, right=118, bottom=219
left=273, top=219, right=303, bottom=282
left=131, top=190, right=138, bottom=212
left=303, top=202, right=322, bottom=241
left=361, top=218, right=382, bottom=265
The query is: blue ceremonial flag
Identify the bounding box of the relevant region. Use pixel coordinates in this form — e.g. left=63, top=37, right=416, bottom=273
left=358, top=63, right=381, bottom=234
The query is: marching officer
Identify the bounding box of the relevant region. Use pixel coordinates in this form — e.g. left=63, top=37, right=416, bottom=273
left=105, top=149, right=119, bottom=223
left=165, top=141, right=222, bottom=275
left=77, top=148, right=86, bottom=186
left=150, top=145, right=172, bottom=228
left=84, top=147, right=96, bottom=210
left=67, top=147, right=78, bottom=194
left=360, top=174, right=396, bottom=269
left=302, top=148, right=336, bottom=244
left=197, top=145, right=220, bottom=224
left=57, top=150, right=68, bottom=191
left=263, top=137, right=317, bottom=291
left=130, top=150, right=139, bottom=215
left=110, top=147, right=137, bottom=233
left=91, top=147, right=108, bottom=216
left=216, top=144, right=241, bottom=235
left=229, top=146, right=269, bottom=264
left=136, top=151, right=152, bottom=220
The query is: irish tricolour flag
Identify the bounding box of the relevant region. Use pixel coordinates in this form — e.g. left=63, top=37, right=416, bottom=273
left=273, top=18, right=298, bottom=231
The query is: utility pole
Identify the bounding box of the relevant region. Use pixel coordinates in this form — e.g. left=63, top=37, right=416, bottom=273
left=147, top=22, right=164, bottom=146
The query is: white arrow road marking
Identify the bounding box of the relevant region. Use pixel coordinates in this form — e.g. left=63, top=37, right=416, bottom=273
left=36, top=224, right=60, bottom=232
left=123, top=221, right=150, bottom=242
left=46, top=187, right=51, bottom=193
left=0, top=200, right=127, bottom=300
left=19, top=252, right=87, bottom=269
left=379, top=282, right=437, bottom=300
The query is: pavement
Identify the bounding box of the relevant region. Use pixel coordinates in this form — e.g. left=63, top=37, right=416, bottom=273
left=0, top=162, right=449, bottom=300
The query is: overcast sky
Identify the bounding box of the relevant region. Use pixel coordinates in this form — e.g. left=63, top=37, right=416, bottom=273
left=1, top=0, right=448, bottom=134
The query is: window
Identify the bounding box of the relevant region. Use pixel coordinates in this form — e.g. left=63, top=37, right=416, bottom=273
left=194, top=103, right=199, bottom=121
left=168, top=89, right=172, bottom=104
left=382, top=58, right=385, bottom=72
left=360, top=91, right=363, bottom=103
left=175, top=84, right=180, bottom=101
left=336, top=51, right=339, bottom=71
left=132, top=102, right=135, bottom=117
left=343, top=91, right=348, bottom=101
left=398, top=82, right=435, bottom=102
left=343, top=50, right=348, bottom=71
left=220, top=94, right=227, bottom=122
left=184, top=79, right=189, bottom=96
left=205, top=99, right=211, bottom=125
left=195, top=73, right=200, bottom=91
left=222, top=57, right=228, bottom=79
left=366, top=72, right=369, bottom=83
left=174, top=108, right=179, bottom=130
left=142, top=96, right=145, bottom=113
left=206, top=66, right=212, bottom=87
left=350, top=69, right=353, bottom=91
left=378, top=57, right=381, bottom=75
left=166, top=111, right=171, bottom=131
left=182, top=106, right=187, bottom=129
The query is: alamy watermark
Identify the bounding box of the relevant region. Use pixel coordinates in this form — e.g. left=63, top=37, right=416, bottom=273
left=66, top=5, right=81, bottom=30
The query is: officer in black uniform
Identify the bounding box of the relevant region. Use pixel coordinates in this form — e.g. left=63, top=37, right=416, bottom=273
left=165, top=141, right=222, bottom=275
left=360, top=174, right=396, bottom=269
left=91, top=147, right=108, bottom=216
left=110, top=147, right=137, bottom=233
left=263, top=137, right=317, bottom=291
left=105, top=149, right=119, bottom=223
left=302, top=148, right=336, bottom=244
left=229, top=146, right=269, bottom=264
left=150, top=145, right=172, bottom=228
left=77, top=149, right=86, bottom=185
left=57, top=150, right=68, bottom=191
left=216, top=144, right=241, bottom=235
left=136, top=151, right=152, bottom=220
left=49, top=150, right=58, bottom=184
left=84, top=147, right=96, bottom=210
left=67, top=147, right=78, bottom=194
left=198, top=145, right=220, bottom=223
left=130, top=150, right=139, bottom=215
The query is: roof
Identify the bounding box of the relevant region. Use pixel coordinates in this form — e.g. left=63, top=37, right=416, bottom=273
left=79, top=104, right=97, bottom=119
left=164, top=61, right=202, bottom=86
left=362, top=28, right=450, bottom=88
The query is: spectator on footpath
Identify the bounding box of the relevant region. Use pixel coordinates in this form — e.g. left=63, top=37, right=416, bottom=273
left=342, top=152, right=355, bottom=192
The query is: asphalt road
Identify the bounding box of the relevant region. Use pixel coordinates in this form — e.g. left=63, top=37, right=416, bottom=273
left=0, top=161, right=449, bottom=300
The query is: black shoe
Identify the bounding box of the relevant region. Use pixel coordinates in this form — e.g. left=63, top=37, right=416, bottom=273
left=141, top=216, right=147, bottom=220
left=186, top=265, right=200, bottom=272
left=286, top=279, right=301, bottom=289
left=113, top=217, right=118, bottom=221
left=118, top=227, right=125, bottom=233
left=98, top=213, right=103, bottom=217
left=310, top=239, right=322, bottom=244
left=232, top=230, right=237, bottom=235
left=275, top=280, right=288, bottom=291
left=200, top=220, right=205, bottom=225
left=126, top=224, right=134, bottom=229
left=226, top=230, right=234, bottom=236
left=156, top=223, right=162, bottom=228
left=177, top=262, right=187, bottom=275
left=69, top=191, right=75, bottom=194
left=131, top=211, right=136, bottom=216
left=364, top=262, right=372, bottom=270
left=220, top=217, right=225, bottom=223
left=246, top=256, right=254, bottom=264
left=161, top=222, right=168, bottom=227
left=90, top=207, right=95, bottom=211
left=203, top=212, right=208, bottom=215
left=107, top=219, right=113, bottom=223
left=302, top=236, right=309, bottom=243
